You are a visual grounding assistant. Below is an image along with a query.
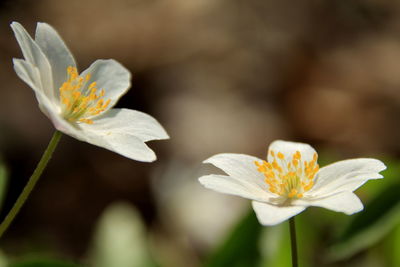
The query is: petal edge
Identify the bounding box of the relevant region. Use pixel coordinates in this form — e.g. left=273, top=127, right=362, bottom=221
left=310, top=158, right=386, bottom=196
left=294, top=191, right=364, bottom=215
left=252, top=201, right=306, bottom=226
left=199, top=174, right=271, bottom=202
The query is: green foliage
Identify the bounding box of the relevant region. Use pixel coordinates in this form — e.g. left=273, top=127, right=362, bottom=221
left=203, top=209, right=263, bottom=267
left=328, top=163, right=400, bottom=261
left=9, top=259, right=83, bottom=267
left=1, top=157, right=399, bottom=267
left=0, top=160, right=8, bottom=210
left=259, top=223, right=291, bottom=267
left=88, top=202, right=158, bottom=267
left=390, top=226, right=400, bottom=267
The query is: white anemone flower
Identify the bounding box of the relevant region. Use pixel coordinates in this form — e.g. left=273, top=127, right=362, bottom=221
left=11, top=22, right=169, bottom=162
left=199, top=140, right=386, bottom=225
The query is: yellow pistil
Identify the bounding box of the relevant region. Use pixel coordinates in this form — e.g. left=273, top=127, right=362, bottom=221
left=59, top=66, right=111, bottom=124
left=255, top=150, right=319, bottom=199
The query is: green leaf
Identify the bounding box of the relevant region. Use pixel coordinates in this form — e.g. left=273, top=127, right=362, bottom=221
left=88, top=202, right=158, bottom=267
left=203, top=209, right=263, bottom=267
left=0, top=249, right=8, bottom=267
left=259, top=223, right=291, bottom=267
left=9, top=259, right=83, bottom=267
left=0, top=160, right=8, bottom=210
left=390, top=225, right=400, bottom=266
left=327, top=183, right=400, bottom=261
left=360, top=159, right=400, bottom=197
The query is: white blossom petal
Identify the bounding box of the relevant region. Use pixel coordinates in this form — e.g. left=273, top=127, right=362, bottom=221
left=13, top=58, right=41, bottom=92
left=69, top=128, right=157, bottom=162
left=10, top=22, right=55, bottom=102
left=68, top=108, right=168, bottom=161
left=13, top=58, right=57, bottom=118
left=309, top=158, right=386, bottom=197
left=35, top=22, right=76, bottom=98
left=294, top=191, right=363, bottom=215
left=267, top=140, right=317, bottom=162
left=199, top=175, right=270, bottom=202
left=252, top=201, right=306, bottom=226
left=203, top=153, right=270, bottom=191
left=80, top=59, right=131, bottom=112
left=89, top=108, right=169, bottom=142
left=55, top=117, right=160, bottom=161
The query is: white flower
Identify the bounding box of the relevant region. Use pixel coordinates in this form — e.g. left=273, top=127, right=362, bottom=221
left=11, top=22, right=169, bottom=162
left=199, top=140, right=386, bottom=225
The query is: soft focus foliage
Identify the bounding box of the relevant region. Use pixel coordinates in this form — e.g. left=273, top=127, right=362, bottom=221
left=0, top=160, right=8, bottom=211
left=0, top=158, right=398, bottom=266
left=204, top=210, right=262, bottom=267
left=88, top=202, right=156, bottom=267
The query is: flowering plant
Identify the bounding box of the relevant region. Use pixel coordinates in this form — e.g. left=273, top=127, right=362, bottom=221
left=199, top=140, right=386, bottom=225
left=11, top=22, right=168, bottom=162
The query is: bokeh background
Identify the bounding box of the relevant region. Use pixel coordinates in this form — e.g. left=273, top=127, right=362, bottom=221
left=0, top=0, right=399, bottom=266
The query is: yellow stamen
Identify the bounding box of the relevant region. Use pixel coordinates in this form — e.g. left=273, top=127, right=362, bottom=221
left=59, top=66, right=111, bottom=124
left=288, top=189, right=297, bottom=198
left=79, top=118, right=94, bottom=124
left=293, top=159, right=298, bottom=167
left=255, top=149, right=319, bottom=199
left=303, top=181, right=314, bottom=191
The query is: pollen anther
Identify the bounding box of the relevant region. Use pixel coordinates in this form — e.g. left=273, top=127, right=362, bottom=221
left=255, top=149, right=319, bottom=199
left=59, top=66, right=110, bottom=124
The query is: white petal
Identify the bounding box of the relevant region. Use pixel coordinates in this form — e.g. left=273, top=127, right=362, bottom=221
left=199, top=174, right=270, bottom=202
left=51, top=114, right=160, bottom=161
left=294, top=191, right=363, bottom=215
left=252, top=201, right=306, bottom=226
left=13, top=58, right=57, bottom=118
left=309, top=158, right=386, bottom=197
left=267, top=140, right=317, bottom=162
left=48, top=112, right=81, bottom=135
left=89, top=108, right=169, bottom=142
left=80, top=59, right=131, bottom=111
left=13, top=58, right=70, bottom=132
left=73, top=124, right=157, bottom=162
left=11, top=22, right=55, bottom=102
left=35, top=22, right=76, bottom=97
left=203, top=153, right=270, bottom=192
left=13, top=58, right=41, bottom=91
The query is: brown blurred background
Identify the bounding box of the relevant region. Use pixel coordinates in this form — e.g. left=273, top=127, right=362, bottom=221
left=0, top=0, right=398, bottom=265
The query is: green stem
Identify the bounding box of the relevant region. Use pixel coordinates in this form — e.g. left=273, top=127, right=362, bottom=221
left=0, top=130, right=62, bottom=239
left=289, top=216, right=298, bottom=267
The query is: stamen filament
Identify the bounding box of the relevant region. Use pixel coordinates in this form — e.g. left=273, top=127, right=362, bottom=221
left=255, top=150, right=319, bottom=199
left=59, top=66, right=110, bottom=124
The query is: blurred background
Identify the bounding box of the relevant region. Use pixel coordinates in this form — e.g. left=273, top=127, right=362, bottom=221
left=0, top=0, right=399, bottom=266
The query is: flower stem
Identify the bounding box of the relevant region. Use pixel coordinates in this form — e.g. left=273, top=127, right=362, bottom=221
left=289, top=216, right=298, bottom=267
left=0, top=130, right=62, bottom=239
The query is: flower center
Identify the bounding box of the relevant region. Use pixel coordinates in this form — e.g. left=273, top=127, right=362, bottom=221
left=59, top=66, right=111, bottom=124
left=255, top=150, right=319, bottom=199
